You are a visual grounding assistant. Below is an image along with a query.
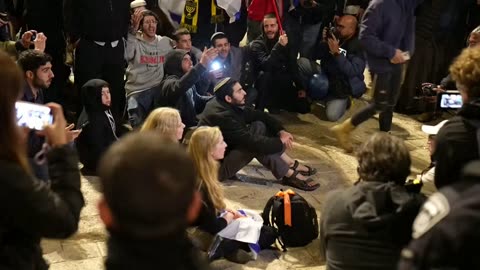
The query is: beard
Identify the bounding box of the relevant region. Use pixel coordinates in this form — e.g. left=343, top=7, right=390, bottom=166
left=33, top=76, right=51, bottom=89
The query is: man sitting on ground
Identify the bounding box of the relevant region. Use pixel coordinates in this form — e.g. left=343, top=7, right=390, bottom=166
left=97, top=132, right=208, bottom=269
left=198, top=78, right=320, bottom=191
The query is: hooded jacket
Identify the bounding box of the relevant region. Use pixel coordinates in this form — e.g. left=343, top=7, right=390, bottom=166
left=320, top=181, right=425, bottom=270
left=359, top=0, right=422, bottom=73
left=76, top=79, right=118, bottom=173
left=434, top=99, right=480, bottom=188
left=154, top=49, right=211, bottom=128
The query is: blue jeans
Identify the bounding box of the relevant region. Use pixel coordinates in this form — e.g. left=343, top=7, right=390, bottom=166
left=325, top=99, right=349, bottom=122
left=127, top=86, right=158, bottom=128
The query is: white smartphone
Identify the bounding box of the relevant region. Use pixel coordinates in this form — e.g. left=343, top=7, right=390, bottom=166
left=402, top=51, right=411, bottom=61
left=15, top=101, right=53, bottom=130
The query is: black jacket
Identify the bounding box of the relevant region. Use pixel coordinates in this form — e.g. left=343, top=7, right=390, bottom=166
left=434, top=99, right=480, bottom=188
left=315, top=36, right=366, bottom=98
left=399, top=160, right=480, bottom=270
left=250, top=34, right=304, bottom=90
left=193, top=187, right=227, bottom=235
left=106, top=231, right=210, bottom=270
left=76, top=79, right=118, bottom=173
left=320, top=181, right=425, bottom=270
left=0, top=146, right=84, bottom=269
left=155, top=50, right=211, bottom=128
left=198, top=98, right=284, bottom=155
left=66, top=0, right=130, bottom=42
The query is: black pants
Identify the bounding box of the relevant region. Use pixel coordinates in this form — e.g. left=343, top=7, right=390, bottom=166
left=74, top=39, right=126, bottom=120
left=219, top=122, right=289, bottom=181
left=255, top=71, right=297, bottom=112
left=351, top=65, right=403, bottom=131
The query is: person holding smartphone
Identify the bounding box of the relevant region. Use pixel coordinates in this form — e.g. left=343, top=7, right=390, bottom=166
left=0, top=49, right=84, bottom=269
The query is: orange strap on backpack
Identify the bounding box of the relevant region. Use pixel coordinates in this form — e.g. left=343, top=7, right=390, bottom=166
left=275, top=189, right=295, bottom=227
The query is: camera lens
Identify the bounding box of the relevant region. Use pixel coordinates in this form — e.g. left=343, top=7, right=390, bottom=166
left=31, top=34, right=37, bottom=42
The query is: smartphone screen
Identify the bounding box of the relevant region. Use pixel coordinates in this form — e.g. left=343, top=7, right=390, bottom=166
left=15, top=101, right=53, bottom=130
left=439, top=93, right=463, bottom=109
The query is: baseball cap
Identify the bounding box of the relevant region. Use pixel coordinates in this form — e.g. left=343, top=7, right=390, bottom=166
left=421, top=120, right=448, bottom=135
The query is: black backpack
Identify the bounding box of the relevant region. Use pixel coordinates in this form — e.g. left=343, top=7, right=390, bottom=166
left=261, top=189, right=319, bottom=249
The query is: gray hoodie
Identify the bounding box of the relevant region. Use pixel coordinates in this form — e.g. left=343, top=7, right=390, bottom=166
left=125, top=33, right=174, bottom=96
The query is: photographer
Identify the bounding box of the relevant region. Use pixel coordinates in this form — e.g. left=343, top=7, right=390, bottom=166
left=434, top=46, right=480, bottom=189
left=0, top=50, right=84, bottom=269
left=154, top=48, right=217, bottom=128
left=416, top=26, right=480, bottom=122
left=298, top=15, right=365, bottom=122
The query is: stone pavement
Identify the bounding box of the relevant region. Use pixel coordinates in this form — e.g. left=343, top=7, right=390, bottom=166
left=44, top=100, right=438, bottom=270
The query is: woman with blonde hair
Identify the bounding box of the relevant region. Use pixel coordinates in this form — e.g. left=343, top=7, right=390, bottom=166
left=141, top=107, right=185, bottom=142
left=188, top=126, right=255, bottom=263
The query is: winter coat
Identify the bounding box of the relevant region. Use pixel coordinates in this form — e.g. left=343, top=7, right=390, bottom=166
left=320, top=181, right=425, bottom=270
left=0, top=145, right=84, bottom=269
left=198, top=98, right=284, bottom=155
left=359, top=0, right=422, bottom=73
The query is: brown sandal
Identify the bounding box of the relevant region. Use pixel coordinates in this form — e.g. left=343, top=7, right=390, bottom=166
left=282, top=170, right=320, bottom=191
left=290, top=160, right=317, bottom=176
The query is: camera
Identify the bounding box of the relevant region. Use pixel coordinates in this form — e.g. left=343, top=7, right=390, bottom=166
left=326, top=24, right=336, bottom=39
left=30, top=33, right=37, bottom=42
left=420, top=83, right=437, bottom=97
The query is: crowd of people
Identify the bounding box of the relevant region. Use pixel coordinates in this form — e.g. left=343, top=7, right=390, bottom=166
left=0, top=0, right=480, bottom=269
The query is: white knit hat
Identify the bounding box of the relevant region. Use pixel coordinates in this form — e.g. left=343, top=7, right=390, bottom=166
left=130, top=0, right=146, bottom=9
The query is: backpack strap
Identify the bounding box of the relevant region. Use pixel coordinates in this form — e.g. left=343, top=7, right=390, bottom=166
left=262, top=196, right=276, bottom=226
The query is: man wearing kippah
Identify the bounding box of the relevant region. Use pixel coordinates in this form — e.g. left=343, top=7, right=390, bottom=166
left=198, top=78, right=320, bottom=191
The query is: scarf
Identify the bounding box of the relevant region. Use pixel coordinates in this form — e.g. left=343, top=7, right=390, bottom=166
left=181, top=0, right=224, bottom=33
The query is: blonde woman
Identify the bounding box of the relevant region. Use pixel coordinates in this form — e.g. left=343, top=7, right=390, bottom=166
left=188, top=127, right=255, bottom=263
left=141, top=107, right=185, bottom=142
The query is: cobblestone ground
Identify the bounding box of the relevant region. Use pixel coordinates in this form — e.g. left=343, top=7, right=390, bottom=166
left=44, top=100, right=436, bottom=270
